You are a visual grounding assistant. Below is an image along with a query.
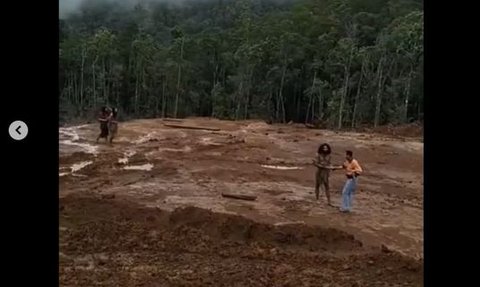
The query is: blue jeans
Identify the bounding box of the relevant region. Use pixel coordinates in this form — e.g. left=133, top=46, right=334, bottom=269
left=341, top=178, right=357, bottom=211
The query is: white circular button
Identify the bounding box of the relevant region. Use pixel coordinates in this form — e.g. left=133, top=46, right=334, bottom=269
left=9, top=120, right=28, bottom=140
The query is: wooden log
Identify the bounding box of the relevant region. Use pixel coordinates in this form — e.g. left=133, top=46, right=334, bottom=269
left=163, top=123, right=220, bottom=131
left=221, top=193, right=257, bottom=201
left=312, top=162, right=342, bottom=170
left=162, top=118, right=184, bottom=123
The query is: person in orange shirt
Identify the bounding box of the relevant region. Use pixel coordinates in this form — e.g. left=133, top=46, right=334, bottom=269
left=339, top=150, right=363, bottom=213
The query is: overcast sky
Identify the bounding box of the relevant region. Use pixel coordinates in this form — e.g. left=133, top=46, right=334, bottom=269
left=59, top=0, right=293, bottom=18
left=60, top=0, right=167, bottom=18
left=59, top=0, right=213, bottom=17
left=59, top=0, right=81, bottom=18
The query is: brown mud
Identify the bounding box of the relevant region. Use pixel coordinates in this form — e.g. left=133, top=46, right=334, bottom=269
left=60, top=118, right=423, bottom=286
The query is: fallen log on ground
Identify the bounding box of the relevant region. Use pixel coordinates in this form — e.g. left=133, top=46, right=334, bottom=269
left=161, top=118, right=184, bottom=122
left=312, top=163, right=341, bottom=170
left=163, top=124, right=220, bottom=131
left=221, top=193, right=257, bottom=201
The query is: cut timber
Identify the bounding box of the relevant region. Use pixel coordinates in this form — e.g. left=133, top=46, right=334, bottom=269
left=162, top=118, right=184, bottom=123
left=312, top=164, right=340, bottom=170
left=164, top=124, right=220, bottom=131
left=221, top=193, right=257, bottom=201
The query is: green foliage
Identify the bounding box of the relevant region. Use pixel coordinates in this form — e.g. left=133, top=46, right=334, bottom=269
left=59, top=0, right=423, bottom=128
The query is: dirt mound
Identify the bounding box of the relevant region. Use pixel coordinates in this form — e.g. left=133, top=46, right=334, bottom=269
left=360, top=123, right=423, bottom=138
left=169, top=206, right=362, bottom=252
left=395, top=123, right=423, bottom=138
left=60, top=195, right=423, bottom=286
left=245, top=122, right=270, bottom=130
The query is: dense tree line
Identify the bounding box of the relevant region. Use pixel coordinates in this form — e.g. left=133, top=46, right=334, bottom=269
left=59, top=0, right=423, bottom=128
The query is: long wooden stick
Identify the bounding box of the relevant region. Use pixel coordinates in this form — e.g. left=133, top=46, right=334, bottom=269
left=221, top=193, right=257, bottom=201
left=163, top=123, right=220, bottom=131
left=162, top=118, right=184, bottom=122
left=312, top=162, right=342, bottom=170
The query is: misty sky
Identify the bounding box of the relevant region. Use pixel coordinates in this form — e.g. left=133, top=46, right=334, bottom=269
left=59, top=0, right=211, bottom=18
left=59, top=0, right=293, bottom=18
left=60, top=0, right=160, bottom=18
left=59, top=0, right=82, bottom=17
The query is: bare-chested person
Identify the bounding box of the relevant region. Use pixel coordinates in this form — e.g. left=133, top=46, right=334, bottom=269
left=312, top=143, right=337, bottom=206
left=96, top=106, right=110, bottom=143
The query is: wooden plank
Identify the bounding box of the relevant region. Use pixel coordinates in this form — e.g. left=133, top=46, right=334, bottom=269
left=221, top=193, right=257, bottom=201
left=312, top=163, right=342, bottom=170
left=161, top=118, right=184, bottom=123
left=163, top=123, right=220, bottom=131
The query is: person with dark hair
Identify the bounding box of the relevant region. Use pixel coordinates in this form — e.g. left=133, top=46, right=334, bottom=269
left=339, top=150, right=363, bottom=213
left=96, top=106, right=110, bottom=143
left=312, top=143, right=337, bottom=206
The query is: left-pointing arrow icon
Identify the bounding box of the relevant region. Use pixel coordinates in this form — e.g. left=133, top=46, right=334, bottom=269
left=9, top=120, right=28, bottom=140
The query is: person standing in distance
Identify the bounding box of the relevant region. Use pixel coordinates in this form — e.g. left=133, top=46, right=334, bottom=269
left=107, top=107, right=119, bottom=144
left=96, top=106, right=110, bottom=143
left=339, top=150, right=363, bottom=213
left=312, top=143, right=336, bottom=206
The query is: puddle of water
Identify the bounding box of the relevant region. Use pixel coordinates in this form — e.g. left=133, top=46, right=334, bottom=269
left=261, top=165, right=303, bottom=170
left=118, top=150, right=137, bottom=164
left=71, top=161, right=93, bottom=173
left=75, top=124, right=91, bottom=130
left=199, top=137, right=222, bottom=146
left=126, top=150, right=136, bottom=157
left=123, top=163, right=154, bottom=171
left=60, top=140, right=98, bottom=154
left=157, top=146, right=192, bottom=153
left=134, top=133, right=157, bottom=144
left=59, top=128, right=80, bottom=141
left=72, top=174, right=88, bottom=178
left=59, top=126, right=98, bottom=155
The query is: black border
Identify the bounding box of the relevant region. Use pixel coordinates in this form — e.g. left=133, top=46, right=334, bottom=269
left=424, top=0, right=473, bottom=285
left=423, top=1, right=430, bottom=282
left=3, top=1, right=58, bottom=285
left=2, top=0, right=464, bottom=285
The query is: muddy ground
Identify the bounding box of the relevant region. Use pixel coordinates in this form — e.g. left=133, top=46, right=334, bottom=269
left=59, top=118, right=423, bottom=286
